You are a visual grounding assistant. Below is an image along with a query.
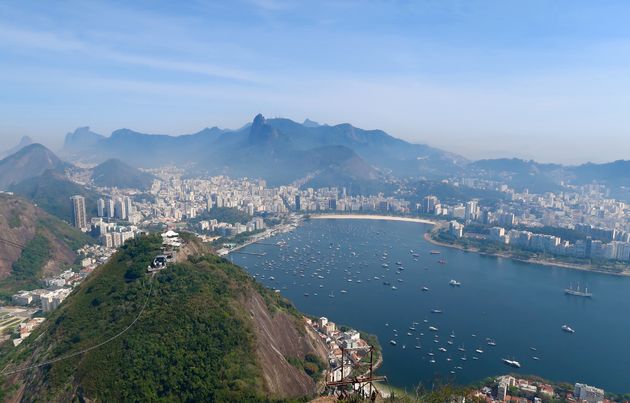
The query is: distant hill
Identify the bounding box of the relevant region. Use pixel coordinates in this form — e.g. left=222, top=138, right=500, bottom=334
left=61, top=114, right=467, bottom=186
left=468, top=157, right=630, bottom=196
left=568, top=160, right=630, bottom=186
left=0, top=136, right=34, bottom=160
left=61, top=127, right=106, bottom=161
left=468, top=158, right=565, bottom=193
left=1, top=235, right=329, bottom=401
left=10, top=170, right=100, bottom=223
left=91, top=158, right=155, bottom=190
left=0, top=194, right=93, bottom=298
left=0, top=144, right=69, bottom=190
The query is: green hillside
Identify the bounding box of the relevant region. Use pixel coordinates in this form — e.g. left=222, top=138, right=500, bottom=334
left=91, top=158, right=155, bottom=190
left=0, top=194, right=93, bottom=299
left=1, top=235, right=323, bottom=402
left=10, top=170, right=100, bottom=223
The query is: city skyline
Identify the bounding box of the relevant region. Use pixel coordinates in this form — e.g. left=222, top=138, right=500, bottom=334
left=2, top=1, right=630, bottom=163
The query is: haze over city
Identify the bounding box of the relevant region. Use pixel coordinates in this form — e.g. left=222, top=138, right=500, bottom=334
left=2, top=0, right=630, bottom=163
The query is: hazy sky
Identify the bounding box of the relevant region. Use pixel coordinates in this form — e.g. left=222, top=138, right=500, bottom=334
left=1, top=0, right=630, bottom=164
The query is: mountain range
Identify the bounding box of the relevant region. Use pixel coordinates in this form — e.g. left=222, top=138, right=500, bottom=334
left=60, top=114, right=466, bottom=187
left=1, top=116, right=628, bottom=199
left=59, top=114, right=629, bottom=194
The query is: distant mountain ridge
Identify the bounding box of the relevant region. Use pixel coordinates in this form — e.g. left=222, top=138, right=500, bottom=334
left=0, top=136, right=34, bottom=160
left=51, top=115, right=630, bottom=195
left=469, top=157, right=630, bottom=197
left=60, top=114, right=466, bottom=186
left=0, top=144, right=69, bottom=190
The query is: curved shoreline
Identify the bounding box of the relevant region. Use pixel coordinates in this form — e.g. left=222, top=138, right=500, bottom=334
left=423, top=232, right=630, bottom=277
left=304, top=213, right=629, bottom=277
left=309, top=214, right=436, bottom=226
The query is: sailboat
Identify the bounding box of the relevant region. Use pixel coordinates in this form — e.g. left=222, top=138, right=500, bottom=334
left=564, top=282, right=593, bottom=297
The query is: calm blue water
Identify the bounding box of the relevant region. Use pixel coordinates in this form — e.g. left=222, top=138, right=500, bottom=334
left=231, top=219, right=630, bottom=392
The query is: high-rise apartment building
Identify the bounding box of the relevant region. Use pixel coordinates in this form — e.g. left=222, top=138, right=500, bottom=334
left=70, top=195, right=87, bottom=229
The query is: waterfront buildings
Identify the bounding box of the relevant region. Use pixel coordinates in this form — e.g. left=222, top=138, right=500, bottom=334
left=574, top=383, right=605, bottom=403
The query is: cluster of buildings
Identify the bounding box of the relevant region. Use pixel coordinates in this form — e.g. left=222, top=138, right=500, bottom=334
left=426, top=184, right=630, bottom=263
left=94, top=168, right=412, bottom=228
left=90, top=217, right=139, bottom=248
left=483, top=226, right=630, bottom=262
left=96, top=195, right=140, bottom=223
left=6, top=242, right=114, bottom=347
left=294, top=189, right=410, bottom=214
left=306, top=316, right=372, bottom=383
left=198, top=216, right=265, bottom=236
left=473, top=376, right=609, bottom=403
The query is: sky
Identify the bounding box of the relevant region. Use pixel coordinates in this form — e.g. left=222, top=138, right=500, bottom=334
left=1, top=0, right=630, bottom=164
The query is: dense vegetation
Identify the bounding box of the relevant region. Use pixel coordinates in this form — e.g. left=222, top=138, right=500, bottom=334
left=0, top=234, right=50, bottom=298
left=0, top=196, right=93, bottom=300
left=2, top=235, right=306, bottom=402
left=287, top=353, right=326, bottom=381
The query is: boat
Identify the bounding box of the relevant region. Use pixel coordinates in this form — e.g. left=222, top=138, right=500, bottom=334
left=449, top=280, right=461, bottom=287
left=340, top=290, right=348, bottom=294
left=450, top=331, right=456, bottom=338
left=391, top=286, right=398, bottom=290
left=475, top=348, right=484, bottom=354
left=502, top=358, right=522, bottom=368
left=422, top=287, right=430, bottom=291
left=390, top=340, right=397, bottom=346
left=532, top=356, right=540, bottom=361
left=438, top=347, right=447, bottom=352
left=383, top=281, right=391, bottom=286
left=431, top=309, right=443, bottom=314
left=457, top=345, right=465, bottom=352
left=487, top=339, right=497, bottom=346
left=429, top=326, right=439, bottom=331
left=438, top=259, right=447, bottom=264
left=564, top=283, right=593, bottom=297
left=430, top=250, right=441, bottom=255
left=328, top=291, right=335, bottom=298
left=561, top=324, right=575, bottom=333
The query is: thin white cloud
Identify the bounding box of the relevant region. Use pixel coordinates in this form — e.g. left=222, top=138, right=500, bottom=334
left=0, top=24, right=259, bottom=82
